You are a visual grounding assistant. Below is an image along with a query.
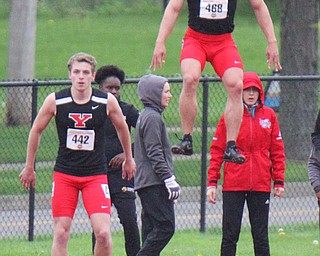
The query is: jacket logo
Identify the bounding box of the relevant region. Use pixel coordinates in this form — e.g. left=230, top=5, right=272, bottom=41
left=276, top=131, right=282, bottom=140
left=259, top=118, right=271, bottom=128
left=69, top=113, right=92, bottom=128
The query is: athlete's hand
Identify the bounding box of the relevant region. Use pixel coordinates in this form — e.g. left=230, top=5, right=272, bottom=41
left=122, top=158, right=136, bottom=180
left=266, top=41, right=282, bottom=72
left=150, top=41, right=166, bottom=71
left=109, top=153, right=125, bottom=169
left=19, top=166, right=36, bottom=190
left=207, top=186, right=217, bottom=204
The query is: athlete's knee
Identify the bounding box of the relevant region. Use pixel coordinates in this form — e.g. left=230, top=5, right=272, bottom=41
left=222, top=69, right=243, bottom=94
left=95, top=228, right=112, bottom=247
left=225, top=78, right=243, bottom=97
left=182, top=73, right=200, bottom=91
left=53, top=227, right=70, bottom=246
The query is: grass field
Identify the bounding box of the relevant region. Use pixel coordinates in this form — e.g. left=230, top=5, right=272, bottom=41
left=0, top=0, right=320, bottom=256
left=0, top=2, right=283, bottom=163
left=0, top=2, right=319, bottom=255
left=0, top=2, right=280, bottom=80
left=0, top=226, right=319, bottom=256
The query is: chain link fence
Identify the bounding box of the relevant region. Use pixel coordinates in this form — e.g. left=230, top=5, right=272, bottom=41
left=0, top=75, right=319, bottom=241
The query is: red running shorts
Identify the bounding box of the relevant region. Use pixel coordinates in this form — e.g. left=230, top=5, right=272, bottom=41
left=52, top=171, right=111, bottom=218
left=180, top=27, right=244, bottom=78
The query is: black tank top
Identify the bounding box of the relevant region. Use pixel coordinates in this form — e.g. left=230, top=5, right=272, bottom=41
left=187, top=0, right=237, bottom=34
left=54, top=87, right=108, bottom=176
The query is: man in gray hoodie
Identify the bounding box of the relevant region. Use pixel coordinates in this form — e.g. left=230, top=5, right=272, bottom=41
left=308, top=112, right=320, bottom=206
left=134, top=74, right=181, bottom=255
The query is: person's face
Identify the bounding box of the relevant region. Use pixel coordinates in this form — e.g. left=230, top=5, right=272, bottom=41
left=243, top=86, right=259, bottom=106
left=161, top=82, right=172, bottom=108
left=99, top=76, right=121, bottom=100
left=68, top=61, right=95, bottom=92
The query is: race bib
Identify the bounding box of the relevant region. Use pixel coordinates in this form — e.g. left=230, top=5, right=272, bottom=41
left=199, top=0, right=228, bottom=20
left=66, top=128, right=95, bottom=151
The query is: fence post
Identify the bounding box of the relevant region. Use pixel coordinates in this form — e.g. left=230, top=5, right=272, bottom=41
left=200, top=77, right=209, bottom=233
left=28, top=80, right=38, bottom=241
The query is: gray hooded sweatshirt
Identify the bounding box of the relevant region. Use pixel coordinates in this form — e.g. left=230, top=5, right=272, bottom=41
left=308, top=141, right=320, bottom=194
left=134, top=74, right=174, bottom=190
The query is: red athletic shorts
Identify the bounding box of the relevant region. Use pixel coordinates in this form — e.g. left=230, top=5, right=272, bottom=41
left=52, top=171, right=111, bottom=218
left=180, top=27, right=244, bottom=78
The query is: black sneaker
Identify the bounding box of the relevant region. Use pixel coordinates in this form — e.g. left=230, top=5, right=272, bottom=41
left=223, top=146, right=245, bottom=164
left=171, top=134, right=193, bottom=156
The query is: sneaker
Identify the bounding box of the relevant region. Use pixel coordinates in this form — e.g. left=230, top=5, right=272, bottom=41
left=223, top=146, right=245, bottom=164
left=171, top=134, right=193, bottom=156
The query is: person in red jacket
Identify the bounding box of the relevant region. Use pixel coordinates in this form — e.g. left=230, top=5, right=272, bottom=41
left=207, top=72, right=286, bottom=256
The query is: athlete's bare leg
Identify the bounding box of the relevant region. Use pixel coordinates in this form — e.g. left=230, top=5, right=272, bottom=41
left=51, top=217, right=72, bottom=256
left=91, top=213, right=112, bottom=256
left=221, top=67, right=245, bottom=164
left=222, top=67, right=243, bottom=142
left=180, top=58, right=202, bottom=135
left=170, top=58, right=202, bottom=155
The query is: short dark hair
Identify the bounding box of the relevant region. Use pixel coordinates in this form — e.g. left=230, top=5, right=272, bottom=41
left=95, top=65, right=125, bottom=85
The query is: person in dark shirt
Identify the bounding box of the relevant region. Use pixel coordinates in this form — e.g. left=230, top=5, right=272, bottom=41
left=19, top=53, right=136, bottom=256
left=150, top=0, right=281, bottom=164
left=92, top=65, right=141, bottom=256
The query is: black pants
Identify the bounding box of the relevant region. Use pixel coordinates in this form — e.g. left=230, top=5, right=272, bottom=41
left=136, top=185, right=175, bottom=256
left=221, top=191, right=270, bottom=256
left=92, top=170, right=141, bottom=256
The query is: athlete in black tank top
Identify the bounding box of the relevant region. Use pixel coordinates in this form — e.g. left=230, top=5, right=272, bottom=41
left=54, top=87, right=108, bottom=176
left=19, top=52, right=135, bottom=256
left=187, top=0, right=237, bottom=34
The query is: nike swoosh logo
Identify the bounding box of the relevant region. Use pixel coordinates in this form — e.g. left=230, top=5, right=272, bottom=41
left=92, top=105, right=99, bottom=110
left=234, top=60, right=241, bottom=64
left=101, top=205, right=108, bottom=209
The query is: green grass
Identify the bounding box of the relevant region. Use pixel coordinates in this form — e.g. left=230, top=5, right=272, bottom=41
left=0, top=3, right=283, bottom=163
left=0, top=4, right=282, bottom=164
left=0, top=157, right=310, bottom=195
left=0, top=225, right=318, bottom=256
left=0, top=2, right=308, bottom=194
left=0, top=5, right=279, bottom=80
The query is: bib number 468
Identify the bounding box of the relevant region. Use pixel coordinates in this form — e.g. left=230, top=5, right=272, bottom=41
left=205, top=4, right=223, bottom=13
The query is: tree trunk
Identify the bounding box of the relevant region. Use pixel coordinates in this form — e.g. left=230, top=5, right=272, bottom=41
left=279, top=0, right=319, bottom=160
left=6, top=0, right=37, bottom=126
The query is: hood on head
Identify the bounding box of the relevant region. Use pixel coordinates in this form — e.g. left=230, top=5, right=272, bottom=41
left=138, top=74, right=168, bottom=110
left=243, top=72, right=264, bottom=105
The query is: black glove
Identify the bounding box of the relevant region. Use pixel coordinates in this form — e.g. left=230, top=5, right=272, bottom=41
left=164, top=175, right=181, bottom=200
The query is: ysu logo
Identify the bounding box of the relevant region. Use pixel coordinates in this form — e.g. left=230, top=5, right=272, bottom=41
left=69, top=113, right=92, bottom=128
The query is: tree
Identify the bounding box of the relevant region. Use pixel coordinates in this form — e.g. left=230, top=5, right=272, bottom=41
left=279, top=0, right=319, bottom=160
left=6, top=0, right=37, bottom=126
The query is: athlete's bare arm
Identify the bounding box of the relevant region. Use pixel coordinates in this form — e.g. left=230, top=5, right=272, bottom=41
left=150, top=0, right=185, bottom=71
left=19, top=93, right=56, bottom=190
left=249, top=0, right=282, bottom=71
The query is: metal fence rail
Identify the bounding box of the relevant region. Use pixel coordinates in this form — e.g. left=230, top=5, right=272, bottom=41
left=0, top=74, right=319, bottom=241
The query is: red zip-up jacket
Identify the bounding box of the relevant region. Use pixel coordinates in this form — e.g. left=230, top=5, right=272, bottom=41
left=207, top=74, right=285, bottom=192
